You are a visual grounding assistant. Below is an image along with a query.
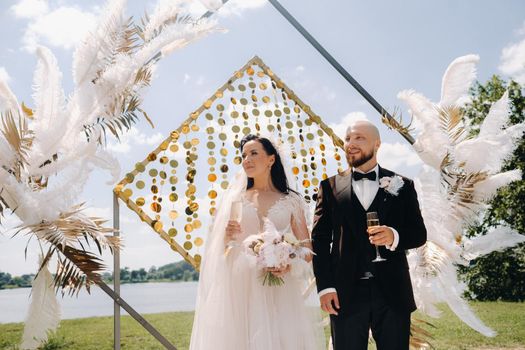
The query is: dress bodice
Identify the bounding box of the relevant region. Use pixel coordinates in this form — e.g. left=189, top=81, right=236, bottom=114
left=240, top=194, right=299, bottom=238
left=241, top=193, right=304, bottom=237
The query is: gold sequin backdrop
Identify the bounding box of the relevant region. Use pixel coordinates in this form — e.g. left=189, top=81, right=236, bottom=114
left=114, top=56, right=345, bottom=269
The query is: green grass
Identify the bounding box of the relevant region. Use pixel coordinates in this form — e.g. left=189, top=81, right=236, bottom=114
left=0, top=302, right=523, bottom=350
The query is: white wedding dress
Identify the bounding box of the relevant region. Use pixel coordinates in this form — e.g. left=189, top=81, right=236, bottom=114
left=190, top=174, right=325, bottom=350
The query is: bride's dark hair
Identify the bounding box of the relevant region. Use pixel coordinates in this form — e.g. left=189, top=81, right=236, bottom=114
left=240, top=134, right=294, bottom=194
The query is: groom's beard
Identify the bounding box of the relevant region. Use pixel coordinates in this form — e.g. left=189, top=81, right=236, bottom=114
left=347, top=149, right=374, bottom=168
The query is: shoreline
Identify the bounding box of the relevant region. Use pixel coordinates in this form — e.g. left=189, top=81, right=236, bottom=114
left=0, top=278, right=197, bottom=291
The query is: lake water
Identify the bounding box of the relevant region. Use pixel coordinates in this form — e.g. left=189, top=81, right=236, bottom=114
left=0, top=281, right=198, bottom=324
left=1, top=280, right=320, bottom=324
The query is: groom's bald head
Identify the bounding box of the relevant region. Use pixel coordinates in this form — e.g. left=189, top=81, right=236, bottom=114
left=345, top=120, right=381, bottom=142
left=344, top=120, right=381, bottom=170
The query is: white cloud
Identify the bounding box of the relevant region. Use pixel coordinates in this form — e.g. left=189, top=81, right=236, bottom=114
left=0, top=67, right=11, bottom=83
left=183, top=73, right=191, bottom=84
left=11, top=1, right=98, bottom=51
left=377, top=141, right=422, bottom=173
left=328, top=112, right=369, bottom=139
left=10, top=0, right=49, bottom=19
left=107, top=127, right=165, bottom=154
left=517, top=21, right=525, bottom=36
left=499, top=22, right=525, bottom=84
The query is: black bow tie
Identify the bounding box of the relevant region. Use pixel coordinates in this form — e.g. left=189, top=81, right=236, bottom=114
left=352, top=171, right=376, bottom=181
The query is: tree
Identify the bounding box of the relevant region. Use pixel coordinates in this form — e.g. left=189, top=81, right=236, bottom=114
left=0, top=272, right=12, bottom=289
left=460, top=75, right=525, bottom=301
left=137, top=268, right=147, bottom=281
left=182, top=270, right=192, bottom=281
left=120, top=267, right=130, bottom=282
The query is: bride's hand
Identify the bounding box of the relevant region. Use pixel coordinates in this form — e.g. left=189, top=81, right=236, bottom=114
left=267, top=265, right=291, bottom=278
left=225, top=220, right=242, bottom=241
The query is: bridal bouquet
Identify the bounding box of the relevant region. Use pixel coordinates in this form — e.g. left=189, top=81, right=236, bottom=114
left=243, top=219, right=313, bottom=286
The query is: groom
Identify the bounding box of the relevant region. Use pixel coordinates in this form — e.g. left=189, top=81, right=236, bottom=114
left=312, top=120, right=427, bottom=350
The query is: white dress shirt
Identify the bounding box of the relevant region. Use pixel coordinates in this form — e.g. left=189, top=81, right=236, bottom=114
left=318, top=165, right=399, bottom=297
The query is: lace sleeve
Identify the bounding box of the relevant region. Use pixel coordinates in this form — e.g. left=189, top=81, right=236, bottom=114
left=287, top=191, right=312, bottom=236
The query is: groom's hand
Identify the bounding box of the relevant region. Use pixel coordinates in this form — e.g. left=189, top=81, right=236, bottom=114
left=320, top=292, right=339, bottom=315
left=368, top=226, right=394, bottom=246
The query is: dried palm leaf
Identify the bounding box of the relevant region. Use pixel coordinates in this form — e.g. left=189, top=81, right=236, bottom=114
left=83, top=93, right=152, bottom=144
left=16, top=204, right=119, bottom=296
left=0, top=109, right=34, bottom=178
left=416, top=241, right=449, bottom=277
left=440, top=153, right=489, bottom=208
left=136, top=10, right=194, bottom=44
left=134, top=65, right=153, bottom=87
left=381, top=107, right=414, bottom=138
left=43, top=244, right=105, bottom=296
left=117, top=17, right=140, bottom=54
left=21, top=101, right=34, bottom=119
left=93, top=17, right=142, bottom=84
left=15, top=203, right=119, bottom=254
left=410, top=317, right=435, bottom=349
left=436, top=105, right=465, bottom=145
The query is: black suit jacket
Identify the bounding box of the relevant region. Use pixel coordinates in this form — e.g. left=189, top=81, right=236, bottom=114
left=311, top=166, right=427, bottom=314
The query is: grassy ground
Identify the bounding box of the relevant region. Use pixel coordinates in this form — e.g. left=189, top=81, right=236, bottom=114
left=0, top=302, right=523, bottom=350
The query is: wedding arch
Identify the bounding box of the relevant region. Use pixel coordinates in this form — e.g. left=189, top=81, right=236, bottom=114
left=112, top=55, right=345, bottom=349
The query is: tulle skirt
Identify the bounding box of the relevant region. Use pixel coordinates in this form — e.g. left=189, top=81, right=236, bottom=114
left=189, top=248, right=325, bottom=350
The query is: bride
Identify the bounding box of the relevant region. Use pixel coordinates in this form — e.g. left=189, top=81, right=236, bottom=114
left=189, top=134, right=325, bottom=350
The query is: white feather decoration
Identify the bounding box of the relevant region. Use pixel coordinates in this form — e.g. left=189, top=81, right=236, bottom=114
left=397, top=89, right=438, bottom=127
left=0, top=78, right=21, bottom=113
left=479, top=91, right=509, bottom=138
left=455, top=123, right=525, bottom=173
left=28, top=46, right=67, bottom=168
left=463, top=226, right=525, bottom=261
left=135, top=17, right=218, bottom=65
left=142, top=0, right=186, bottom=42
left=0, top=0, right=219, bottom=303
left=21, top=260, right=61, bottom=350
left=198, top=0, right=223, bottom=11
left=440, top=54, right=479, bottom=107
left=31, top=46, right=65, bottom=131
left=473, top=170, right=522, bottom=201
left=434, top=265, right=496, bottom=337
left=72, top=0, right=127, bottom=87
left=397, top=89, right=448, bottom=168
left=398, top=54, right=525, bottom=337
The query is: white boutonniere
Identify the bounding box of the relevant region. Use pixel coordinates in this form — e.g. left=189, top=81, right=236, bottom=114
left=379, top=175, right=404, bottom=196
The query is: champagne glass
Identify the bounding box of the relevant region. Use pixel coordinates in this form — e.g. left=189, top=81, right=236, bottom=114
left=225, top=200, right=243, bottom=255
left=366, top=211, right=386, bottom=262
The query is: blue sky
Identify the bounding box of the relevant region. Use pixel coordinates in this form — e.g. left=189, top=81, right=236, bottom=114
left=1, top=0, right=524, bottom=275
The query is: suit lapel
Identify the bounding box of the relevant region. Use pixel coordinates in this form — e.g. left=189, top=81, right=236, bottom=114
left=335, top=170, right=352, bottom=213
left=332, top=166, right=399, bottom=223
